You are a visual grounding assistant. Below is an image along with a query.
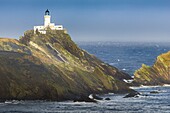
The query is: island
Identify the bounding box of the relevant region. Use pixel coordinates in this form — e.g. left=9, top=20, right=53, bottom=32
left=0, top=10, right=134, bottom=101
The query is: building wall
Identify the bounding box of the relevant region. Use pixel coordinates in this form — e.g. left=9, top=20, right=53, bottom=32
left=55, top=25, right=63, bottom=30
left=44, top=15, right=51, bottom=27
left=34, top=13, right=65, bottom=34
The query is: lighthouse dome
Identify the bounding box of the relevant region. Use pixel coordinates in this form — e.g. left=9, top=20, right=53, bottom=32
left=45, top=9, right=50, bottom=15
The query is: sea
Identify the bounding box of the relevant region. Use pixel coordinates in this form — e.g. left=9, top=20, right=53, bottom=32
left=1, top=42, right=170, bottom=113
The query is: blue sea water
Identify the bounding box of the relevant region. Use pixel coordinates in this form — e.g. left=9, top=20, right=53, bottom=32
left=79, top=42, right=170, bottom=76
left=1, top=42, right=170, bottom=113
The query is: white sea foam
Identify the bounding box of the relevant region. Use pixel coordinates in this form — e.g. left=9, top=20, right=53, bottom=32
left=129, top=86, right=140, bottom=89
left=4, top=101, right=12, bottom=104
left=108, top=93, right=114, bottom=95
left=109, top=63, right=118, bottom=65
left=130, top=84, right=170, bottom=89
left=140, top=84, right=170, bottom=88
left=163, top=84, right=170, bottom=87
left=4, top=100, right=20, bottom=104
left=88, top=94, right=93, bottom=99
left=123, top=79, right=133, bottom=83
left=140, top=85, right=161, bottom=88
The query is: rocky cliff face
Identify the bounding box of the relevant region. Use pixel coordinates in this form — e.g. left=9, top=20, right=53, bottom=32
left=134, top=51, right=170, bottom=85
left=0, top=30, right=133, bottom=101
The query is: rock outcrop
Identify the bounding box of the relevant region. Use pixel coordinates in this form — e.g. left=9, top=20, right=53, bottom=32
left=134, top=51, right=170, bottom=85
left=0, top=29, right=133, bottom=101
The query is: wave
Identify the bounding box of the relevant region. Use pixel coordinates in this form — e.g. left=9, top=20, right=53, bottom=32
left=4, top=100, right=21, bottom=105
left=130, top=84, right=170, bottom=89
left=163, top=84, right=170, bottom=87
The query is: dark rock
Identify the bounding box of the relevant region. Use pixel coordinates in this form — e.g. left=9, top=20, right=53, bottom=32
left=150, top=91, right=159, bottom=94
left=142, top=94, right=148, bottom=96
left=73, top=96, right=97, bottom=103
left=105, top=98, right=111, bottom=100
left=123, top=92, right=140, bottom=98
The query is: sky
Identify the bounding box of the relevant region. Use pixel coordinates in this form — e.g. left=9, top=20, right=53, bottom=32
left=0, top=0, right=170, bottom=42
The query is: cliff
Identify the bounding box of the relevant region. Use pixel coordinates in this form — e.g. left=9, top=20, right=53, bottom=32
left=134, top=51, right=170, bottom=85
left=0, top=30, right=133, bottom=101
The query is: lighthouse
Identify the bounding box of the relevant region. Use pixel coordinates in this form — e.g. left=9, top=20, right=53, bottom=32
left=34, top=9, right=66, bottom=34
left=44, top=9, right=51, bottom=27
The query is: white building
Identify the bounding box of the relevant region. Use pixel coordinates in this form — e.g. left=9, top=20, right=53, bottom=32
left=34, top=9, right=65, bottom=34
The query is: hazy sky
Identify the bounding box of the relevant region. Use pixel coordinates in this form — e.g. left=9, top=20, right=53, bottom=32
left=0, top=0, right=170, bottom=42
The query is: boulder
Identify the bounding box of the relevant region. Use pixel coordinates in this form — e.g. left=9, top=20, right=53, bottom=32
left=73, top=96, right=97, bottom=103
left=150, top=91, right=159, bottom=94
left=123, top=92, right=140, bottom=98
left=105, top=98, right=111, bottom=100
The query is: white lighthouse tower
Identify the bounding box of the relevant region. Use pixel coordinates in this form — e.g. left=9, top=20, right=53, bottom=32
left=44, top=9, right=51, bottom=27
left=34, top=9, right=66, bottom=34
